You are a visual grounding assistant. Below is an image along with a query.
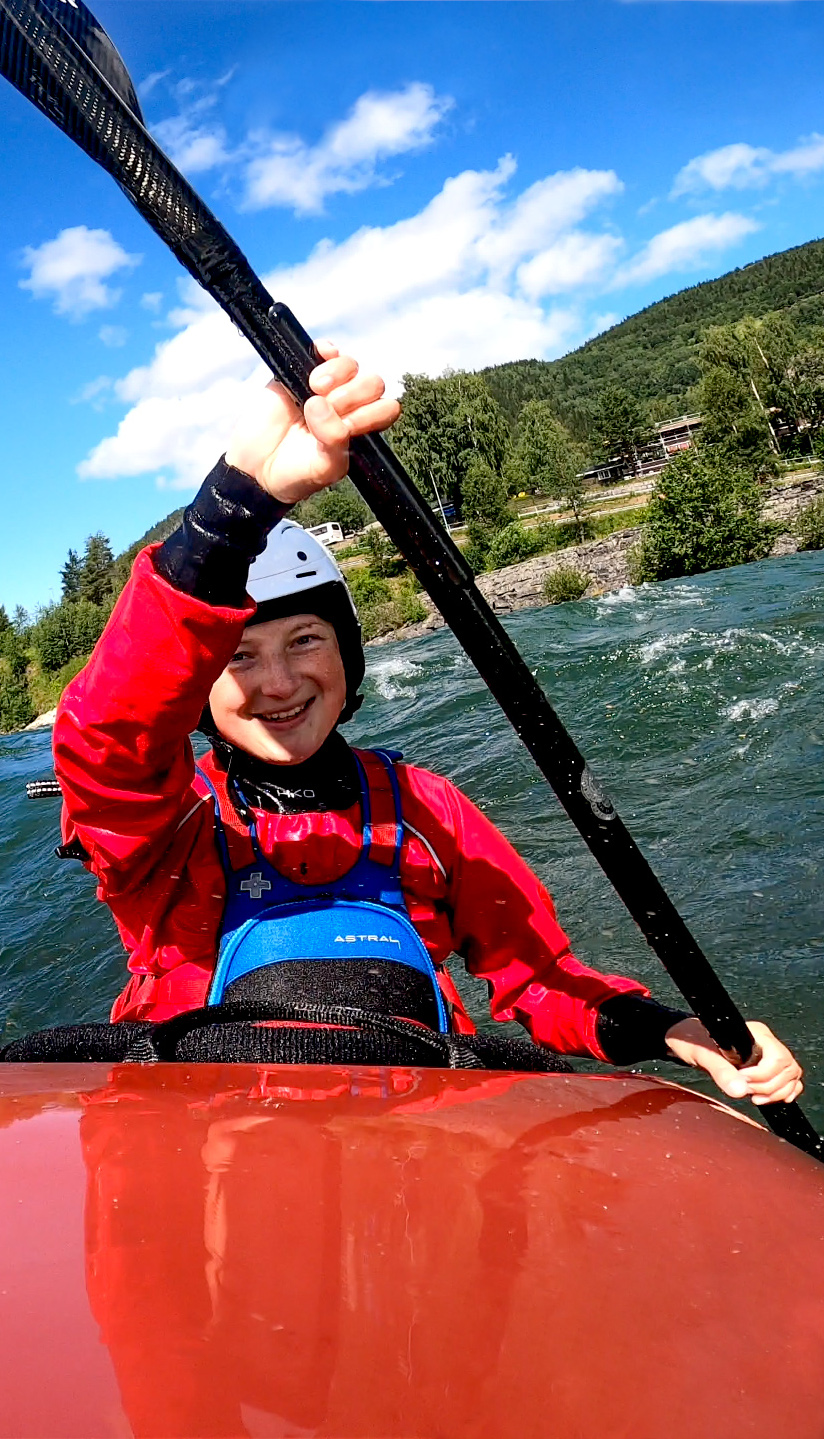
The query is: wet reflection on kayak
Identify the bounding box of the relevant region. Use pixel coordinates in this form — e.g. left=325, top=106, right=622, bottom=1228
left=2, top=1063, right=824, bottom=1438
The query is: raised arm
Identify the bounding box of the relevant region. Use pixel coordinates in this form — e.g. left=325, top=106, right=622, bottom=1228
left=54, top=344, right=399, bottom=894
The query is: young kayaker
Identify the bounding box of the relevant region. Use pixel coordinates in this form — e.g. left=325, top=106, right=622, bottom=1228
left=54, top=342, right=803, bottom=1105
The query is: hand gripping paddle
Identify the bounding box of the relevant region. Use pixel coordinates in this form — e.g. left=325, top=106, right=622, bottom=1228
left=1, top=0, right=820, bottom=1159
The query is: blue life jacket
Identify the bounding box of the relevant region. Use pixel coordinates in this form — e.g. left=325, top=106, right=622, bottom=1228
left=196, top=749, right=449, bottom=1033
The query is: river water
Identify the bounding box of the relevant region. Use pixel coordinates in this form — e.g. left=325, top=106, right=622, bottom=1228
left=2, top=551, right=824, bottom=1126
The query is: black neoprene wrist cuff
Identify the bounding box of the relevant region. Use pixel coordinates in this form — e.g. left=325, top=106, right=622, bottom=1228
left=596, top=994, right=692, bottom=1066
left=153, top=456, right=289, bottom=606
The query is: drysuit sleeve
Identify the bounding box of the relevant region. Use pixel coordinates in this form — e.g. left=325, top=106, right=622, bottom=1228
left=434, top=777, right=688, bottom=1061
left=153, top=457, right=288, bottom=604
left=54, top=460, right=286, bottom=893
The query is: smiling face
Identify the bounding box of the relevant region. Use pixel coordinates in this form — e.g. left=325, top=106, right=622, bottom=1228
left=208, top=613, right=347, bottom=765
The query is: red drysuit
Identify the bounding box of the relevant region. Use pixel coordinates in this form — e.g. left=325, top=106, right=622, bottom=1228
left=53, top=546, right=647, bottom=1059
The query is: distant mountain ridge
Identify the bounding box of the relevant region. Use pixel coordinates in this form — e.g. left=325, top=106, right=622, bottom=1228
left=480, top=237, right=824, bottom=429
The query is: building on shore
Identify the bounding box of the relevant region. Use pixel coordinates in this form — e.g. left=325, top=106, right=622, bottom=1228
left=579, top=414, right=702, bottom=486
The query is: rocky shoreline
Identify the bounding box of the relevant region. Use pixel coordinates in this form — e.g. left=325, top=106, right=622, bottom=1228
left=367, top=473, right=824, bottom=647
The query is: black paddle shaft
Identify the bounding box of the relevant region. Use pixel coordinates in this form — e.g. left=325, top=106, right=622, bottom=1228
left=1, top=0, right=820, bottom=1160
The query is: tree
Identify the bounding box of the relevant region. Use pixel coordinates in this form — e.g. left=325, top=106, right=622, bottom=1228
left=700, top=364, right=772, bottom=455
left=363, top=529, right=403, bottom=578
left=0, top=668, right=34, bottom=730
left=700, top=322, right=780, bottom=455
left=699, top=323, right=780, bottom=473
left=515, top=401, right=589, bottom=538
left=449, top=371, right=511, bottom=480
left=591, top=385, right=651, bottom=475
left=633, top=445, right=773, bottom=583
left=0, top=606, right=9, bottom=635
left=292, top=478, right=372, bottom=536
left=32, top=600, right=108, bottom=673
left=391, top=374, right=463, bottom=515
left=391, top=371, right=512, bottom=519
left=459, top=455, right=511, bottom=573
left=0, top=625, right=34, bottom=731
left=78, top=533, right=115, bottom=605
left=460, top=454, right=510, bottom=529
left=105, top=542, right=143, bottom=604
left=60, top=548, right=83, bottom=601
left=772, top=341, right=824, bottom=444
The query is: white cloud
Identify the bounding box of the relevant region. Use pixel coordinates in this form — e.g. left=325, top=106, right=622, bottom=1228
left=150, top=70, right=236, bottom=175
left=154, top=112, right=231, bottom=174
left=141, top=291, right=163, bottom=313
left=80, top=378, right=263, bottom=486
left=477, top=168, right=622, bottom=278
left=243, top=83, right=452, bottom=214
left=139, top=69, right=171, bottom=99
left=78, top=159, right=621, bottom=488
left=517, top=232, right=623, bottom=299
left=673, top=134, right=824, bottom=196
left=19, top=226, right=141, bottom=319
left=773, top=134, right=824, bottom=177
left=617, top=212, right=759, bottom=285
left=72, top=376, right=112, bottom=409
left=99, top=325, right=129, bottom=348
left=150, top=78, right=452, bottom=212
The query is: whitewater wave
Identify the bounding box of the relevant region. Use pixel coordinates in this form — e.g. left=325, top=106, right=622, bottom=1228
left=596, top=585, right=644, bottom=611
left=638, top=630, right=698, bottom=665
left=367, top=656, right=422, bottom=700
left=639, top=624, right=821, bottom=669
left=596, top=580, right=705, bottom=618
left=722, top=697, right=780, bottom=722
left=663, top=583, right=706, bottom=607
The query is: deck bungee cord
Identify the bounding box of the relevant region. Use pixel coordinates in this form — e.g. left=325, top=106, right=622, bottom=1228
left=1, top=0, right=820, bottom=1159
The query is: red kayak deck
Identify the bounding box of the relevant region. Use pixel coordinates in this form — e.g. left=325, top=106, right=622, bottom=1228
left=1, top=1063, right=823, bottom=1438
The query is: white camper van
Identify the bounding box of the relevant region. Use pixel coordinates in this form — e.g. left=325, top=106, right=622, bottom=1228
left=305, top=522, right=345, bottom=549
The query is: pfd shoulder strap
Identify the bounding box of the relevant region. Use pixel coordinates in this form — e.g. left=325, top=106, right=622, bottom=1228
left=193, top=760, right=256, bottom=871
left=352, top=747, right=404, bottom=871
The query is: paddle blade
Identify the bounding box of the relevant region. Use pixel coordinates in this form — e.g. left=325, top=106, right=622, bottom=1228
left=43, top=0, right=142, bottom=118
left=0, top=0, right=144, bottom=131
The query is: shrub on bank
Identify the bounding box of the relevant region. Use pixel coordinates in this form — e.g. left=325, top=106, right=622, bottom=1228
left=468, top=518, right=559, bottom=573
left=487, top=521, right=542, bottom=569
left=467, top=508, right=643, bottom=576
left=26, top=654, right=89, bottom=719
left=0, top=624, right=35, bottom=731
left=363, top=529, right=406, bottom=577
left=347, top=569, right=392, bottom=608
left=543, top=567, right=590, bottom=605
left=0, top=662, right=34, bottom=731
left=632, top=446, right=773, bottom=583
left=795, top=495, right=824, bottom=551
left=356, top=580, right=427, bottom=641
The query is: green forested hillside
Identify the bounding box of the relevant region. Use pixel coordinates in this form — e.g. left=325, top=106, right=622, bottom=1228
left=481, top=238, right=824, bottom=431
left=138, top=240, right=824, bottom=538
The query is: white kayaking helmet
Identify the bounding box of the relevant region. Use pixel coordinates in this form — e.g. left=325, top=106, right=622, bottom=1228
left=245, top=519, right=364, bottom=722
left=247, top=519, right=356, bottom=616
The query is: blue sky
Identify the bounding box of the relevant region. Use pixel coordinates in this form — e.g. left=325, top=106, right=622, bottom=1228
left=1, top=0, right=823, bottom=614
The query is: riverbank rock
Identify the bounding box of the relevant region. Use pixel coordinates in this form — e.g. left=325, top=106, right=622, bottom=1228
left=367, top=529, right=643, bottom=646
left=24, top=708, right=57, bottom=731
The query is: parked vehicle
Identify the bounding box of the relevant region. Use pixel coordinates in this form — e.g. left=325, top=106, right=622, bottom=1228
left=306, top=522, right=345, bottom=548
